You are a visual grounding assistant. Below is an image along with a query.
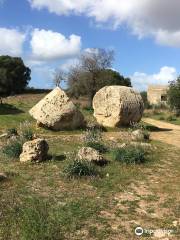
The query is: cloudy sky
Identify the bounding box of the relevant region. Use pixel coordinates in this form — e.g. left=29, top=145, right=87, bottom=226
left=0, top=0, right=180, bottom=90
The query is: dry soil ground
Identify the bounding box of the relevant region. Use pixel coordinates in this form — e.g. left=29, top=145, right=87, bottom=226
left=143, top=118, right=180, bottom=148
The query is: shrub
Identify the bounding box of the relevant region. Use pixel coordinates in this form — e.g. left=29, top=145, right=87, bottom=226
left=2, top=139, right=23, bottom=158
left=166, top=115, right=176, bottom=122
left=167, top=77, right=180, bottom=116
left=111, top=146, right=148, bottom=164
left=86, top=141, right=107, bottom=153
left=83, top=106, right=94, bottom=113
left=83, top=127, right=102, bottom=143
left=63, top=160, right=99, bottom=178
left=143, top=130, right=150, bottom=140
left=19, top=121, right=34, bottom=141
left=22, top=129, right=34, bottom=141
left=7, top=128, right=18, bottom=136
left=159, top=116, right=165, bottom=120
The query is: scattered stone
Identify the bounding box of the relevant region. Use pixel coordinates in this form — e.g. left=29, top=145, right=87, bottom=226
left=0, top=133, right=8, bottom=139
left=131, top=129, right=146, bottom=141
left=29, top=87, right=85, bottom=130
left=20, top=138, right=49, bottom=163
left=93, top=86, right=144, bottom=127
left=77, top=147, right=104, bottom=163
left=0, top=172, right=7, bottom=181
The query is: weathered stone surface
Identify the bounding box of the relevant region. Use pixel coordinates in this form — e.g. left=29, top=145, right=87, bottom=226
left=147, top=85, right=169, bottom=105
left=29, top=87, right=85, bottom=130
left=93, top=86, right=144, bottom=127
left=77, top=147, right=103, bottom=163
left=20, top=138, right=49, bottom=163
left=131, top=129, right=145, bottom=141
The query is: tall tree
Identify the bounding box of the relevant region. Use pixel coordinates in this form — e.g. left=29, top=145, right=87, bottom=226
left=0, top=56, right=31, bottom=102
left=167, top=77, right=180, bottom=115
left=68, top=49, right=131, bottom=106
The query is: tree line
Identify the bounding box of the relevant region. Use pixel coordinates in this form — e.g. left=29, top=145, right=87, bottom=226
left=0, top=50, right=180, bottom=115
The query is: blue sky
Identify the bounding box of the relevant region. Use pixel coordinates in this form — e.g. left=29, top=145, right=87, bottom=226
left=0, top=0, right=180, bottom=91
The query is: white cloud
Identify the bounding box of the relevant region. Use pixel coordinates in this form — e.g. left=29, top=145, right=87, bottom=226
left=0, top=28, right=26, bottom=56
left=29, top=0, right=180, bottom=47
left=59, top=58, right=79, bottom=71
left=30, top=28, right=81, bottom=61
left=131, top=66, right=177, bottom=91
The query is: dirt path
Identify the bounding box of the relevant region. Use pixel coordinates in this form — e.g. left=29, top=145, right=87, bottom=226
left=143, top=118, right=180, bottom=148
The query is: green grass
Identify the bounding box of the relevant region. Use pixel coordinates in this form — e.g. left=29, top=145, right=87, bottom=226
left=144, top=110, right=180, bottom=125
left=0, top=94, right=180, bottom=239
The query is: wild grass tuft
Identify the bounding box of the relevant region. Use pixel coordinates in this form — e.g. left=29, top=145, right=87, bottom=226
left=111, top=146, right=148, bottom=164
left=63, top=159, right=99, bottom=178
left=2, top=139, right=23, bottom=158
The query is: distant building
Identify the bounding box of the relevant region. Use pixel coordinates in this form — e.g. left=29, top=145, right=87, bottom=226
left=147, top=85, right=169, bottom=105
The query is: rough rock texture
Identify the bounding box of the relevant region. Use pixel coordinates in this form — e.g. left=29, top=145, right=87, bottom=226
left=93, top=86, right=144, bottom=127
left=131, top=129, right=145, bottom=141
left=29, top=87, right=85, bottom=130
left=20, top=138, right=49, bottom=163
left=77, top=147, right=103, bottom=163
left=0, top=133, right=8, bottom=139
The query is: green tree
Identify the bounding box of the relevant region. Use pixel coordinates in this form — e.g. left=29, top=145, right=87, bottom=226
left=0, top=56, right=31, bottom=103
left=68, top=49, right=131, bottom=106
left=167, top=77, right=180, bottom=115
left=140, top=91, right=150, bottom=109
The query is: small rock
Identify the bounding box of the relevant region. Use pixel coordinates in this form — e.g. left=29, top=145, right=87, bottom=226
left=20, top=138, right=49, bottom=163
left=0, top=133, right=8, bottom=139
left=131, top=129, right=145, bottom=141
left=77, top=147, right=104, bottom=163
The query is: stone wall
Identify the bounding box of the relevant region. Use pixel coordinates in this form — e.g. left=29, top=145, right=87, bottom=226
left=147, top=85, right=169, bottom=105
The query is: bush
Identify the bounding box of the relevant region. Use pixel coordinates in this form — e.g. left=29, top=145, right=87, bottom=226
left=20, top=121, right=34, bottom=141
left=22, top=129, right=34, bottom=141
left=83, top=106, right=94, bottom=113
left=63, top=160, right=99, bottom=178
left=158, top=116, right=165, bottom=120
left=2, top=140, right=23, bottom=158
left=7, top=128, right=18, bottom=136
left=167, top=77, right=180, bottom=116
left=166, top=115, right=176, bottom=122
left=111, top=146, right=148, bottom=164
left=86, top=141, right=107, bottom=153
left=83, top=127, right=102, bottom=143
left=143, top=130, right=150, bottom=140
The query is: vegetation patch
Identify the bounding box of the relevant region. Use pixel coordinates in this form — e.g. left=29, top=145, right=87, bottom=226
left=63, top=159, right=99, bottom=178
left=2, top=139, right=23, bottom=158
left=111, top=146, right=148, bottom=164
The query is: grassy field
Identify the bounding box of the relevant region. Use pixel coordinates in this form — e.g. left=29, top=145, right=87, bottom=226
left=0, top=94, right=179, bottom=239
left=144, top=109, right=180, bottom=125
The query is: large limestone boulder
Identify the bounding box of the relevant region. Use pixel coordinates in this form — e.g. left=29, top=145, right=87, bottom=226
left=29, top=87, right=85, bottom=130
left=93, top=86, right=144, bottom=127
left=20, top=138, right=49, bottom=163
